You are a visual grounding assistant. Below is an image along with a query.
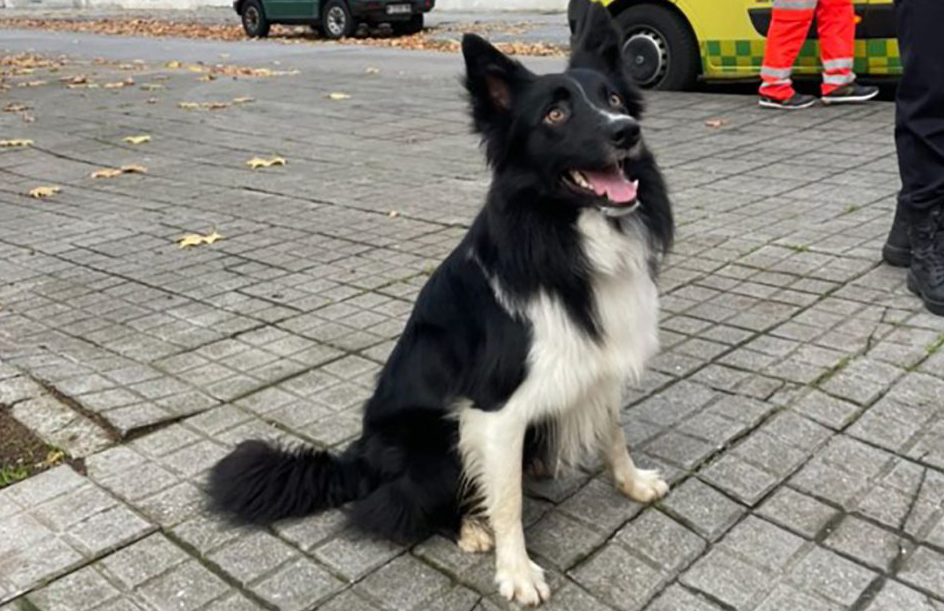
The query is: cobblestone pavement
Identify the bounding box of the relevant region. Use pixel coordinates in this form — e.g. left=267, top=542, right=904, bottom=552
left=2, top=29, right=944, bottom=611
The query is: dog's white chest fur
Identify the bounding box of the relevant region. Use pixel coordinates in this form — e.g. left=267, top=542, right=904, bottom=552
left=462, top=210, right=659, bottom=472
left=517, top=211, right=658, bottom=420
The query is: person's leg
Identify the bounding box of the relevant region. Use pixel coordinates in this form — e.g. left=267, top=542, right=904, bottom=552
left=758, top=0, right=817, bottom=107
left=815, top=0, right=855, bottom=94
left=892, top=0, right=944, bottom=314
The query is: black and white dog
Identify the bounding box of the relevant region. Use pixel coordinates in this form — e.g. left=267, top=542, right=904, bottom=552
left=209, top=1, right=674, bottom=605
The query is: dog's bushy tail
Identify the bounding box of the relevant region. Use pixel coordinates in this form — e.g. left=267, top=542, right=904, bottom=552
left=207, top=440, right=367, bottom=525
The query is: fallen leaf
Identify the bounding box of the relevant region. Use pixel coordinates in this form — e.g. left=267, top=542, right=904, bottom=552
left=327, top=92, right=351, bottom=101
left=103, top=77, right=134, bottom=89
left=178, top=230, right=222, bottom=248
left=28, top=186, right=60, bottom=198
left=123, top=134, right=151, bottom=144
left=232, top=96, right=254, bottom=104
left=198, top=74, right=216, bottom=82
left=44, top=449, right=65, bottom=466
left=0, top=139, right=33, bottom=147
left=3, top=103, right=31, bottom=112
left=90, top=164, right=147, bottom=179
left=147, top=98, right=159, bottom=104
left=188, top=65, right=205, bottom=73
left=704, top=119, right=728, bottom=128
left=178, top=101, right=230, bottom=110
left=166, top=60, right=182, bottom=68
left=22, top=113, right=35, bottom=123
left=91, top=168, right=123, bottom=179
left=388, top=210, right=400, bottom=218
left=140, top=83, right=164, bottom=91
left=18, top=80, right=48, bottom=88
left=61, top=74, right=87, bottom=85
left=365, top=67, right=380, bottom=74
left=246, top=156, right=286, bottom=169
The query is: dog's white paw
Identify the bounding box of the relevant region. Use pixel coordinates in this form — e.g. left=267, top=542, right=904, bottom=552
left=495, top=560, right=550, bottom=606
left=618, top=468, right=669, bottom=503
left=457, top=519, right=494, bottom=553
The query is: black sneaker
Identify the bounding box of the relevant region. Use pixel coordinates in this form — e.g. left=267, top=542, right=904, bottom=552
left=882, top=204, right=911, bottom=267
left=759, top=93, right=817, bottom=110
left=822, top=83, right=879, bottom=104
left=906, top=207, right=944, bottom=316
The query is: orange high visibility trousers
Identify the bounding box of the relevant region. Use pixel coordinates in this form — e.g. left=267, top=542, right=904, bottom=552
left=759, top=0, right=856, bottom=100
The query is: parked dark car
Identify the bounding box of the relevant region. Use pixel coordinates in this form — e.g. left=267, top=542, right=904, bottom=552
left=235, top=0, right=434, bottom=39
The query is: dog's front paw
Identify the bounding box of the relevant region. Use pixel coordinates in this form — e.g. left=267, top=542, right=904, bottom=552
left=495, top=560, right=550, bottom=606
left=618, top=468, right=669, bottom=503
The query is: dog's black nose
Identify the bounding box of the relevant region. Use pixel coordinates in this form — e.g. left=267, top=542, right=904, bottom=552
left=611, top=119, right=641, bottom=149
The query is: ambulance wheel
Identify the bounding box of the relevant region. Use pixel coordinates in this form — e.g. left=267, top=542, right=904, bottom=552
left=241, top=0, right=270, bottom=38
left=616, top=4, right=700, bottom=91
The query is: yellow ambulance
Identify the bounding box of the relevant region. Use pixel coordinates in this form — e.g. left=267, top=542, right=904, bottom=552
left=597, top=0, right=899, bottom=90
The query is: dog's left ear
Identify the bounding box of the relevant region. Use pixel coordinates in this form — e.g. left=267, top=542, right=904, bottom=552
left=569, top=0, right=622, bottom=75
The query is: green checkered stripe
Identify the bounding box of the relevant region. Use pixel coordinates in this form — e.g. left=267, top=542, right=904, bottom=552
left=701, top=38, right=901, bottom=77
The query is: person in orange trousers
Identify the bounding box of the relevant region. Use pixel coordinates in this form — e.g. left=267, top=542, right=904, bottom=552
left=759, top=0, right=878, bottom=109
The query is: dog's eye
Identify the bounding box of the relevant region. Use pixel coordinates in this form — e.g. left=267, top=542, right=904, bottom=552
left=609, top=94, right=624, bottom=109
left=544, top=106, right=568, bottom=125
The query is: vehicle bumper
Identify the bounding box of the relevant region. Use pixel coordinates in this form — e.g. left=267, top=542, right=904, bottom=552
left=350, top=0, right=434, bottom=21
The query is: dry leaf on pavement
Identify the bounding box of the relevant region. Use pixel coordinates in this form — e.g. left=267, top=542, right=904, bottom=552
left=704, top=119, right=728, bottom=128
left=3, top=103, right=31, bottom=112
left=28, top=186, right=60, bottom=198
left=90, top=164, right=147, bottom=178
left=140, top=83, right=164, bottom=91
left=123, top=134, right=151, bottom=144
left=166, top=60, right=182, bottom=68
left=246, top=156, right=286, bottom=169
left=179, top=101, right=230, bottom=110
left=18, top=80, right=48, bottom=88
left=232, top=96, right=254, bottom=104
left=178, top=230, right=222, bottom=248
left=327, top=92, right=351, bottom=101
left=365, top=67, right=380, bottom=75
left=0, top=139, right=33, bottom=147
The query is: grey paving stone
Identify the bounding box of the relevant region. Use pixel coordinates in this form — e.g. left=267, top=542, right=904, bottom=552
left=357, top=555, right=452, bottom=611
left=526, top=510, right=606, bottom=570
left=898, top=546, right=944, bottom=600
left=755, top=583, right=843, bottom=611
left=570, top=543, right=666, bottom=611
left=615, top=509, right=706, bottom=573
left=557, top=478, right=643, bottom=535
left=319, top=590, right=385, bottom=611
left=757, top=487, right=840, bottom=538
left=26, top=565, right=120, bottom=611
left=252, top=558, right=344, bottom=611
left=786, top=546, right=877, bottom=606
left=136, top=560, right=229, bottom=611
left=864, top=580, right=944, bottom=611
left=662, top=478, right=745, bottom=540
left=313, top=530, right=406, bottom=581
left=207, top=531, right=298, bottom=585
left=680, top=547, right=774, bottom=611
left=825, top=516, right=903, bottom=571
left=98, top=534, right=190, bottom=591
left=646, top=585, right=725, bottom=611
left=718, top=516, right=807, bottom=574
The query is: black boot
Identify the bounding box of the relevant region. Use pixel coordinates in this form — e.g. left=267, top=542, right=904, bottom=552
left=906, top=207, right=944, bottom=315
left=883, top=204, right=911, bottom=267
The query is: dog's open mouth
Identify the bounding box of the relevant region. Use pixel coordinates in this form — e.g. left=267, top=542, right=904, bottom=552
left=563, top=161, right=639, bottom=214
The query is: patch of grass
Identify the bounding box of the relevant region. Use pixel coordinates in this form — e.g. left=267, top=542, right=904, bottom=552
left=0, top=465, right=29, bottom=487
left=0, top=406, right=64, bottom=490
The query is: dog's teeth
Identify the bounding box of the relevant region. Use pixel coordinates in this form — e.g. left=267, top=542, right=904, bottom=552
left=632, top=179, right=639, bottom=189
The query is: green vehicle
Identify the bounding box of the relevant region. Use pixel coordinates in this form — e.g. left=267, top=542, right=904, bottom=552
left=235, top=0, right=435, bottom=39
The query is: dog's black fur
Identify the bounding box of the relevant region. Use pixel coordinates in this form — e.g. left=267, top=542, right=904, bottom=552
left=208, top=1, right=673, bottom=544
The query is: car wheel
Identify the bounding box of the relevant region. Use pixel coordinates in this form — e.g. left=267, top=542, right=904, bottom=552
left=322, top=0, right=355, bottom=39
left=616, top=4, right=699, bottom=91
left=392, top=14, right=424, bottom=36
left=241, top=0, right=270, bottom=38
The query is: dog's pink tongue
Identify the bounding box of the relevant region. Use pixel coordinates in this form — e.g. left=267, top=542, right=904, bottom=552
left=583, top=168, right=637, bottom=204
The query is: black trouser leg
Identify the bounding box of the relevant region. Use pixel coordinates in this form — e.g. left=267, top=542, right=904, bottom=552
left=894, top=0, right=944, bottom=214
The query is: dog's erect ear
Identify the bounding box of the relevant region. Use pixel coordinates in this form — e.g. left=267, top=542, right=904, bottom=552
left=463, top=34, right=535, bottom=120
left=569, top=0, right=622, bottom=75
